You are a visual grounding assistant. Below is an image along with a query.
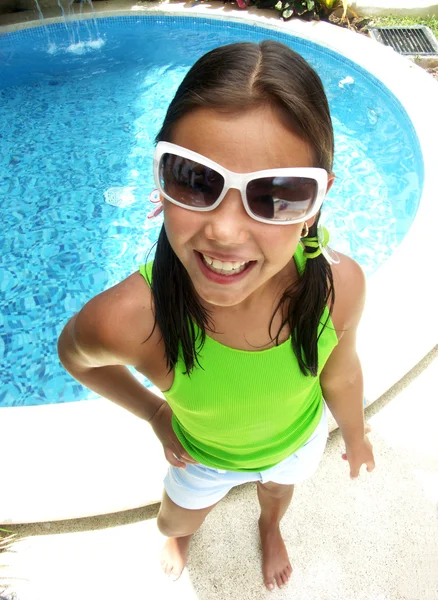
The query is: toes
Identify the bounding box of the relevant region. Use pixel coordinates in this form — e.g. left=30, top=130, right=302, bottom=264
left=265, top=568, right=292, bottom=590
left=159, top=556, right=174, bottom=578
left=273, top=569, right=291, bottom=589
left=265, top=578, right=275, bottom=591
left=164, top=564, right=180, bottom=581
left=159, top=557, right=167, bottom=571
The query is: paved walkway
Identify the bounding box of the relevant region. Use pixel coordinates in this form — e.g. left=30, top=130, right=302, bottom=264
left=2, top=347, right=437, bottom=600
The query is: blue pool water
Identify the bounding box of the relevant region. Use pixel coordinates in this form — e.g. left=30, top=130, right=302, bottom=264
left=0, top=16, right=424, bottom=407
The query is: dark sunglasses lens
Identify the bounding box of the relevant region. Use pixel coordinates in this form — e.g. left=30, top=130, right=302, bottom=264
left=246, top=177, right=317, bottom=221
left=159, top=153, right=225, bottom=208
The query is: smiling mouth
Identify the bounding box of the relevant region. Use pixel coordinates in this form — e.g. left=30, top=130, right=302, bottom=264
left=199, top=252, right=253, bottom=276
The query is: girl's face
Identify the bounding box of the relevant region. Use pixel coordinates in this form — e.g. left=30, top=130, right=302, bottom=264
left=163, top=105, right=328, bottom=309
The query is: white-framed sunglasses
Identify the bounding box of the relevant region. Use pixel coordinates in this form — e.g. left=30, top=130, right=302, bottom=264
left=153, top=142, right=328, bottom=226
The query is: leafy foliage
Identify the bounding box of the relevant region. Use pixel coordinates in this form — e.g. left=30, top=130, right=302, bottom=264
left=0, top=529, right=15, bottom=600
left=234, top=0, right=354, bottom=22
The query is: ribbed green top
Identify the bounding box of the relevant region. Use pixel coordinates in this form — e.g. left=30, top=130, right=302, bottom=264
left=139, top=245, right=338, bottom=472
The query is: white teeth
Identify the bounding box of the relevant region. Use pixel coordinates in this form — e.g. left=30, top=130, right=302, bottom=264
left=201, top=253, right=249, bottom=275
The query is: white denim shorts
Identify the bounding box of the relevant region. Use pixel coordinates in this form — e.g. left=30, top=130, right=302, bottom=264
left=164, top=403, right=329, bottom=510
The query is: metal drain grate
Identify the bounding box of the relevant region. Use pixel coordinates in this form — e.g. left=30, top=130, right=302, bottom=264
left=369, top=26, right=438, bottom=56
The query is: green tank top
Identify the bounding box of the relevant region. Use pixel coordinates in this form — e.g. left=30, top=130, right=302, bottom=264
left=139, top=244, right=338, bottom=472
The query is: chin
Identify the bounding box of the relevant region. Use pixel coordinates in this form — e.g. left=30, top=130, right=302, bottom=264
left=194, top=287, right=247, bottom=308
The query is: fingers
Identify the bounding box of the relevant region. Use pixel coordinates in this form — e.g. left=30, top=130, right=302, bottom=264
left=164, top=448, right=187, bottom=468
left=174, top=451, right=198, bottom=466
left=173, top=449, right=197, bottom=465
left=173, top=440, right=197, bottom=464
left=347, top=459, right=376, bottom=479
left=179, top=453, right=198, bottom=464
left=342, top=446, right=376, bottom=478
left=164, top=445, right=197, bottom=469
left=350, top=467, right=360, bottom=480
left=366, top=459, right=376, bottom=473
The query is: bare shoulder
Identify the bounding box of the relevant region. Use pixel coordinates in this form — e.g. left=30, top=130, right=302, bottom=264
left=66, top=271, right=162, bottom=368
left=330, top=252, right=366, bottom=335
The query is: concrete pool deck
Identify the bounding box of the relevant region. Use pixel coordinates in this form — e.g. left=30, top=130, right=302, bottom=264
left=1, top=346, right=437, bottom=600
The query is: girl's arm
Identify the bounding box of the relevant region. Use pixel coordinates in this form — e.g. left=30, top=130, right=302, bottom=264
left=57, top=273, right=165, bottom=421
left=320, top=256, right=375, bottom=478
left=58, top=315, right=164, bottom=422
left=57, top=272, right=196, bottom=468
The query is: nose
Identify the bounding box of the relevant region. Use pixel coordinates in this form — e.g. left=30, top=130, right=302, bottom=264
left=203, top=189, right=250, bottom=245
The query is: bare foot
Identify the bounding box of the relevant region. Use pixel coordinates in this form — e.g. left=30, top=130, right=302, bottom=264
left=259, top=519, right=293, bottom=591
left=159, top=535, right=192, bottom=581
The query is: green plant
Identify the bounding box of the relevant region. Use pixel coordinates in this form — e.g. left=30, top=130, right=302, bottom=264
left=322, top=0, right=354, bottom=20
left=247, top=0, right=354, bottom=23
left=0, top=529, right=14, bottom=555
left=0, top=528, right=15, bottom=600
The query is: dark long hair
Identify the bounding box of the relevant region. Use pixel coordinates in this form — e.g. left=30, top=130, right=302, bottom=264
left=149, top=40, right=335, bottom=376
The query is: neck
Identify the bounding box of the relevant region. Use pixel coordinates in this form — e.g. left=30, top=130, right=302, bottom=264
left=200, top=258, right=298, bottom=321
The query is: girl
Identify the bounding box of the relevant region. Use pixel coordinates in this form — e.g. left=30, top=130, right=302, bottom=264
left=58, top=40, right=375, bottom=592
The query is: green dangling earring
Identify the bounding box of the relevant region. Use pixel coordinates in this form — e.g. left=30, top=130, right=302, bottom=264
left=303, top=225, right=340, bottom=264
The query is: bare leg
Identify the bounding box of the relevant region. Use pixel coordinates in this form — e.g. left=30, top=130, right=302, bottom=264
left=157, top=491, right=218, bottom=580
left=257, top=481, right=294, bottom=591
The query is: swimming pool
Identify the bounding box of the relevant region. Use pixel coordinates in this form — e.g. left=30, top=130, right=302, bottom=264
left=0, top=16, right=424, bottom=408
